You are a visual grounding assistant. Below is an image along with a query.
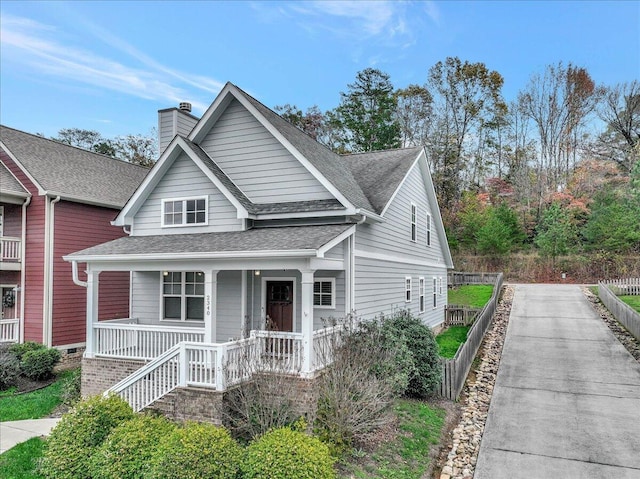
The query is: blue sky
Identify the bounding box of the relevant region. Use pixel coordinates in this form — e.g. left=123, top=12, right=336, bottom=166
left=1, top=1, right=639, bottom=140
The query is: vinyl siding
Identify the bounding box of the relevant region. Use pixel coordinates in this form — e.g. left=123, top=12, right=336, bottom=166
left=199, top=99, right=334, bottom=203
left=133, top=151, right=243, bottom=235
left=216, top=271, right=243, bottom=342
left=354, top=256, right=445, bottom=328
left=355, top=163, right=446, bottom=265
left=1, top=203, right=22, bottom=236
left=158, top=109, right=198, bottom=154
left=313, top=271, right=346, bottom=327
left=131, top=271, right=160, bottom=324
left=323, top=241, right=344, bottom=260
left=52, top=201, right=130, bottom=346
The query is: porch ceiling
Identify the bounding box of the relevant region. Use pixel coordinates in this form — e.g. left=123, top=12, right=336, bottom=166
left=66, top=224, right=353, bottom=261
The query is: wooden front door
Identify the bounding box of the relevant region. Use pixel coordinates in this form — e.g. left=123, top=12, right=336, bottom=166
left=266, top=281, right=294, bottom=332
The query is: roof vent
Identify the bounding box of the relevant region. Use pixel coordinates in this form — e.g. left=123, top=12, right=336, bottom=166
left=179, top=102, right=192, bottom=113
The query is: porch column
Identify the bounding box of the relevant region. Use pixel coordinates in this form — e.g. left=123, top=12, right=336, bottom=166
left=300, top=269, right=315, bottom=375
left=85, top=270, right=100, bottom=358
left=204, top=270, right=219, bottom=343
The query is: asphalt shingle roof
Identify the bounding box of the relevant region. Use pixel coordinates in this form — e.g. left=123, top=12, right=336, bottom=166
left=68, top=223, right=353, bottom=258
left=0, top=160, right=29, bottom=197
left=0, top=125, right=149, bottom=207
left=342, top=147, right=422, bottom=214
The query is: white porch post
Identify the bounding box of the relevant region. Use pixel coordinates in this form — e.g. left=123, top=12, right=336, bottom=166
left=300, top=269, right=315, bottom=375
left=85, top=269, right=100, bottom=358
left=204, top=270, right=219, bottom=343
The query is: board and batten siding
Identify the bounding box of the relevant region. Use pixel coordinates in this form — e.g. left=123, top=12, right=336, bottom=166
left=133, top=152, right=243, bottom=236
left=199, top=99, right=334, bottom=204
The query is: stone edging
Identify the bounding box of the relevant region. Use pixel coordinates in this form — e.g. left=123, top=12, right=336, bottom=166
left=439, top=285, right=514, bottom=479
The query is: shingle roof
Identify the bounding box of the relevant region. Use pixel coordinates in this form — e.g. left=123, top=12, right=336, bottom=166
left=0, top=125, right=149, bottom=208
left=237, top=86, right=375, bottom=212
left=342, top=147, right=422, bottom=214
left=68, top=224, right=353, bottom=258
left=0, top=160, right=29, bottom=197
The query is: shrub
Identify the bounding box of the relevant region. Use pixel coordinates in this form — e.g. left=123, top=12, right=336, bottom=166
left=90, top=415, right=176, bottom=479
left=242, top=427, right=336, bottom=479
left=147, top=422, right=242, bottom=479
left=0, top=349, right=20, bottom=390
left=385, top=310, right=442, bottom=398
left=60, top=368, right=82, bottom=406
left=40, top=394, right=134, bottom=479
left=9, top=341, right=45, bottom=360
left=21, top=347, right=61, bottom=380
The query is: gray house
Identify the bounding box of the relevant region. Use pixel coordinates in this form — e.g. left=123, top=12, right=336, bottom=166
left=66, top=82, right=453, bottom=413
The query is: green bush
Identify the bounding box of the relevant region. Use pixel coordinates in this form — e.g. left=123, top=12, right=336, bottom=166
left=385, top=310, right=442, bottom=398
left=242, top=427, right=336, bottom=479
left=147, top=421, right=242, bottom=479
left=21, top=347, right=61, bottom=380
left=9, top=341, right=45, bottom=360
left=90, top=415, right=176, bottom=479
left=61, top=368, right=82, bottom=406
left=40, top=394, right=134, bottom=479
left=0, top=349, right=20, bottom=389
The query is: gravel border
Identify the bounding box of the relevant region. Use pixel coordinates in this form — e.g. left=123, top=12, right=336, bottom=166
left=438, top=285, right=514, bottom=479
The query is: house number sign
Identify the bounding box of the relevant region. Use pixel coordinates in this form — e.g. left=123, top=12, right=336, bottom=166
left=206, top=295, right=211, bottom=316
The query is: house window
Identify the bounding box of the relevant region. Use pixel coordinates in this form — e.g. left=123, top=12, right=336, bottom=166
left=410, top=203, right=417, bottom=242
left=439, top=277, right=444, bottom=296
left=419, top=277, right=425, bottom=313
left=162, top=197, right=207, bottom=227
left=162, top=271, right=205, bottom=321
left=433, top=277, right=438, bottom=308
left=426, top=213, right=432, bottom=246
left=314, top=279, right=335, bottom=309
left=405, top=277, right=412, bottom=302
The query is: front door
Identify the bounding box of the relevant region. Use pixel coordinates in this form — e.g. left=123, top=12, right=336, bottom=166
left=266, top=281, right=294, bottom=332
left=1, top=286, right=16, bottom=320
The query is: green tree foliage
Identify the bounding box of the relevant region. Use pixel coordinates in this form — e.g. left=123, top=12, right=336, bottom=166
left=331, top=68, right=401, bottom=152
left=457, top=191, right=487, bottom=251
left=394, top=84, right=433, bottom=147
left=535, top=202, right=579, bottom=263
left=274, top=104, right=326, bottom=142
left=476, top=208, right=513, bottom=258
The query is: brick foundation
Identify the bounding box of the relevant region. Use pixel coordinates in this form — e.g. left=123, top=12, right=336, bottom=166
left=81, top=356, right=146, bottom=397
left=149, top=387, right=225, bottom=424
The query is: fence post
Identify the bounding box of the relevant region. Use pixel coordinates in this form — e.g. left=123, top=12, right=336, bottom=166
left=178, top=342, right=188, bottom=387
left=215, top=344, right=227, bottom=391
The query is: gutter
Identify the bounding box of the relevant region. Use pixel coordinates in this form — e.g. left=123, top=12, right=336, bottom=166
left=19, top=195, right=31, bottom=343
left=43, top=195, right=61, bottom=347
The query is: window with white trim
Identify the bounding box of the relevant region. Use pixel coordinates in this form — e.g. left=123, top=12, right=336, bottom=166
left=162, top=271, right=205, bottom=321
left=405, top=277, right=412, bottom=302
left=162, top=197, right=207, bottom=227
left=410, top=203, right=417, bottom=242
left=419, top=277, right=425, bottom=313
left=314, top=279, right=335, bottom=309
left=426, top=213, right=432, bottom=246
left=439, top=277, right=443, bottom=296
left=432, top=277, right=438, bottom=308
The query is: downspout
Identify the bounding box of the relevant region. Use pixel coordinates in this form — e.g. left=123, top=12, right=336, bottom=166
left=71, top=261, right=88, bottom=287
left=19, top=196, right=31, bottom=343
left=43, top=195, right=61, bottom=346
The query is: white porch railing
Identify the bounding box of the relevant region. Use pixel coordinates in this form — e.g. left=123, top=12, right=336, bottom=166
left=0, top=237, right=21, bottom=262
left=312, top=324, right=343, bottom=370
left=0, top=318, right=19, bottom=343
left=93, top=319, right=204, bottom=360
left=251, top=330, right=304, bottom=374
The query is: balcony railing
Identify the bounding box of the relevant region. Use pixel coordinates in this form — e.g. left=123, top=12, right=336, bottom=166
left=0, top=237, right=21, bottom=262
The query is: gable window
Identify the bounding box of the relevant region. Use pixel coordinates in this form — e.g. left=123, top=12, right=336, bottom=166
left=419, top=277, right=425, bottom=313
left=314, top=279, right=335, bottom=309
left=162, top=197, right=207, bottom=227
left=433, top=277, right=438, bottom=308
left=410, top=203, right=417, bottom=242
left=162, top=271, right=204, bottom=321
left=405, top=277, right=412, bottom=302
left=426, top=213, right=432, bottom=246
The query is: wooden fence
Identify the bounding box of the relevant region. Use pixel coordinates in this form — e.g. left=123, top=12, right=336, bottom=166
left=444, top=305, right=481, bottom=327
left=598, top=278, right=640, bottom=342
left=440, top=272, right=503, bottom=400
left=448, top=271, right=501, bottom=287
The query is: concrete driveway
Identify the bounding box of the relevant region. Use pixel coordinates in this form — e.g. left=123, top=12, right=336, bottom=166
left=475, top=284, right=640, bottom=479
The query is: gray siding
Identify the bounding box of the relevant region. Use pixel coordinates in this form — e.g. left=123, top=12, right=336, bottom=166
left=199, top=99, right=334, bottom=204
left=323, top=240, right=344, bottom=260
left=313, top=271, right=346, bottom=328
left=133, top=152, right=243, bottom=236
left=216, top=271, right=243, bottom=342
left=158, top=109, right=198, bottom=154
left=131, top=271, right=160, bottom=324
left=355, top=163, right=446, bottom=264
left=354, top=256, right=446, bottom=328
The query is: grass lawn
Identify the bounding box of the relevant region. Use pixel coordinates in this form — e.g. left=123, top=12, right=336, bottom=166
left=0, top=369, right=75, bottom=422
left=0, top=437, right=45, bottom=478
left=620, top=295, right=640, bottom=313
left=447, top=284, right=493, bottom=308
left=340, top=399, right=445, bottom=478
left=436, top=326, right=470, bottom=359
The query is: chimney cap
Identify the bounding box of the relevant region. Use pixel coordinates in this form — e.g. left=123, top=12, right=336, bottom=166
left=179, top=102, right=192, bottom=113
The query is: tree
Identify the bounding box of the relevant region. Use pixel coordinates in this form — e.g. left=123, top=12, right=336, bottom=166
left=476, top=207, right=513, bottom=258
left=53, top=128, right=108, bottom=152
left=331, top=68, right=401, bottom=152
left=274, top=104, right=326, bottom=142
left=394, top=84, right=433, bottom=147
left=112, top=133, right=158, bottom=167
left=535, top=202, right=579, bottom=265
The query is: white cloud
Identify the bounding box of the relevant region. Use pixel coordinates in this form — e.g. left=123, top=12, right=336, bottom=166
left=0, top=13, right=221, bottom=113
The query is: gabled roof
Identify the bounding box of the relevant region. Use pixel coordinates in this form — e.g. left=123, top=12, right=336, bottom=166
left=342, top=147, right=423, bottom=215
left=0, top=160, right=29, bottom=200
left=66, top=224, right=354, bottom=260
left=0, top=125, right=149, bottom=208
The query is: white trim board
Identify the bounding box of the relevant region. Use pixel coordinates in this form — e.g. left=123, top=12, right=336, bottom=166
left=354, top=249, right=448, bottom=269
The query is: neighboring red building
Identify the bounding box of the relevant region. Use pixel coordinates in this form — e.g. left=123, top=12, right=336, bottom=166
left=0, top=125, right=148, bottom=351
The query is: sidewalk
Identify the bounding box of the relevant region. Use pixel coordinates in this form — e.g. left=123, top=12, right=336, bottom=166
left=474, top=284, right=640, bottom=478
left=0, top=418, right=61, bottom=454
